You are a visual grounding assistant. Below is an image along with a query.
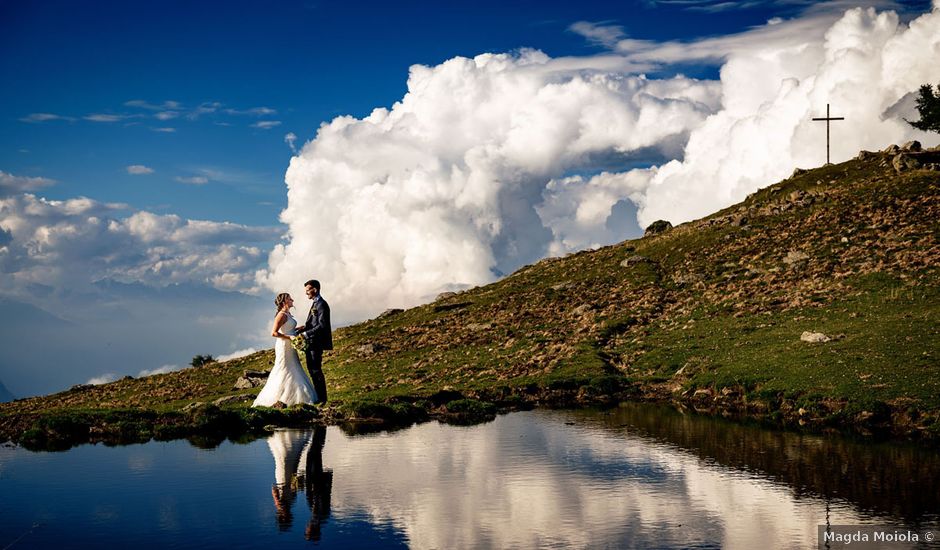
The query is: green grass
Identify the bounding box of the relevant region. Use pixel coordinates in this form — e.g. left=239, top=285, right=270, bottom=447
left=624, top=272, right=939, bottom=412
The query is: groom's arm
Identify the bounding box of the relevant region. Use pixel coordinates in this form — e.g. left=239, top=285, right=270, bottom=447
left=296, top=314, right=310, bottom=338
left=309, top=301, right=330, bottom=339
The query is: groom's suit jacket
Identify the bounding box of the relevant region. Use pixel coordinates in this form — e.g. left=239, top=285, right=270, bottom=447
left=302, top=296, right=333, bottom=351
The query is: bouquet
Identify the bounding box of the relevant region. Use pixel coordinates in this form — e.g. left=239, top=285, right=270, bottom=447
left=292, top=334, right=310, bottom=353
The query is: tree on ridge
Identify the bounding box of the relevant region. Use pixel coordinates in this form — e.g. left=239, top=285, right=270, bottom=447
left=906, top=83, right=940, bottom=134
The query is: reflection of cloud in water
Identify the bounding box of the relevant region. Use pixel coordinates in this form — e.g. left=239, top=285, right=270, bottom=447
left=157, top=498, right=181, bottom=533
left=0, top=446, right=13, bottom=475
left=324, top=412, right=868, bottom=549
left=126, top=453, right=154, bottom=474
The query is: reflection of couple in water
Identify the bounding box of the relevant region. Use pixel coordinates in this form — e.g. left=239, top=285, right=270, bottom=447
left=267, top=427, right=333, bottom=541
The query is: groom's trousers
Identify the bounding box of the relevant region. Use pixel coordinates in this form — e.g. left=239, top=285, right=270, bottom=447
left=305, top=349, right=328, bottom=404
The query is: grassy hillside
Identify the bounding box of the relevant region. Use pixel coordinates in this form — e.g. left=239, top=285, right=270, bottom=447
left=2, top=147, right=938, bottom=449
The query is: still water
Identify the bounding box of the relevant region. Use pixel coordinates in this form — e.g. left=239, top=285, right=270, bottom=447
left=2, top=404, right=939, bottom=549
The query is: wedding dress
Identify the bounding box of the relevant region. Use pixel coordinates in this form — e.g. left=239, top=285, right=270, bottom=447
left=253, top=313, right=318, bottom=407
left=267, top=429, right=312, bottom=486
left=266, top=429, right=311, bottom=530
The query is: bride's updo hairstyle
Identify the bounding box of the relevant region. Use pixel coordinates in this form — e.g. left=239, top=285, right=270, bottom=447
left=274, top=293, right=291, bottom=312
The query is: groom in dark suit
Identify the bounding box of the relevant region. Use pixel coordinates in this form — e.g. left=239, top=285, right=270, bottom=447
left=298, top=279, right=332, bottom=404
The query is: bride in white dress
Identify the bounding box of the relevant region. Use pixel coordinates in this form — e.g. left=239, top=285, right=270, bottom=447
left=253, top=293, right=318, bottom=407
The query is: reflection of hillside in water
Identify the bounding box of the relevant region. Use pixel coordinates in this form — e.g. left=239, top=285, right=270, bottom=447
left=572, top=403, right=940, bottom=522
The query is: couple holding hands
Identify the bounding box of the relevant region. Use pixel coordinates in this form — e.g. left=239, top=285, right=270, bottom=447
left=253, top=279, right=333, bottom=408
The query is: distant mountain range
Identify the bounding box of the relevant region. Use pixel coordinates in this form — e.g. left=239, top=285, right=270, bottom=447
left=0, top=379, right=15, bottom=403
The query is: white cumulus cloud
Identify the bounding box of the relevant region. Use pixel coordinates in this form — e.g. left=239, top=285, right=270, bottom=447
left=227, top=107, right=277, bottom=116
left=216, top=348, right=258, bottom=362
left=569, top=21, right=625, bottom=48
left=19, top=113, right=75, bottom=123
left=284, top=132, right=298, bottom=152
left=259, top=49, right=721, bottom=322
left=138, top=365, right=183, bottom=377
left=0, top=194, right=280, bottom=297
left=126, top=165, right=154, bottom=175
left=634, top=4, right=940, bottom=226
left=1, top=170, right=57, bottom=195
left=155, top=111, right=179, bottom=120
left=84, top=114, right=125, bottom=123
left=125, top=100, right=181, bottom=110
left=87, top=373, right=119, bottom=385
left=175, top=175, right=209, bottom=185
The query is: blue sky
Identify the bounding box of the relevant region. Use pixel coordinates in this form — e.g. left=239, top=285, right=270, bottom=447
left=1, top=0, right=937, bottom=397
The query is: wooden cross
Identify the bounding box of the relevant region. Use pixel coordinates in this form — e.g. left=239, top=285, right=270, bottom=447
left=811, top=104, right=844, bottom=165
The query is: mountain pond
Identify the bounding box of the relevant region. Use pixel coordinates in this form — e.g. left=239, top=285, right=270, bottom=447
left=2, top=403, right=939, bottom=549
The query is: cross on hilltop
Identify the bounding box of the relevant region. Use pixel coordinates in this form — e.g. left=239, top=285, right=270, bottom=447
left=812, top=104, right=844, bottom=165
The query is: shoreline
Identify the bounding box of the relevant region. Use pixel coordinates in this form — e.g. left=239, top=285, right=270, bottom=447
left=3, top=378, right=937, bottom=452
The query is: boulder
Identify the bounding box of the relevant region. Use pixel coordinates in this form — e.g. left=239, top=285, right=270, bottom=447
left=857, top=150, right=878, bottom=161
left=644, top=220, right=672, bottom=237
left=435, top=291, right=458, bottom=301
left=357, top=343, right=388, bottom=355
left=891, top=150, right=940, bottom=173
left=883, top=144, right=900, bottom=154
left=893, top=153, right=922, bottom=174
left=783, top=251, right=810, bottom=266
left=800, top=331, right=831, bottom=343
left=377, top=308, right=404, bottom=319
left=551, top=281, right=574, bottom=291
left=466, top=322, right=492, bottom=332
left=901, top=140, right=922, bottom=152
left=244, top=369, right=269, bottom=378
left=620, top=255, right=649, bottom=267
left=790, top=168, right=808, bottom=178
left=234, top=370, right=269, bottom=389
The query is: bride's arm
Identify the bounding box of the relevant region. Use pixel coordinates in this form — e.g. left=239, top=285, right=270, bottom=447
left=271, top=312, right=291, bottom=340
